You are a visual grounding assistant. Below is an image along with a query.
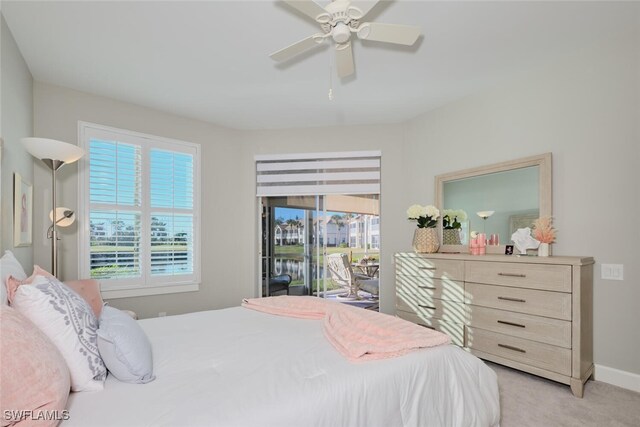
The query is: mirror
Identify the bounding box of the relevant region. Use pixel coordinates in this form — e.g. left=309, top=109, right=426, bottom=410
left=435, top=153, right=552, bottom=253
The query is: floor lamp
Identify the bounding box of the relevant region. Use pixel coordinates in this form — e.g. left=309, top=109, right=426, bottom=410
left=22, top=137, right=85, bottom=277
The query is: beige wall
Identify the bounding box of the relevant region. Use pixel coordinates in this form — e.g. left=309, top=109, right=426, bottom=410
left=32, top=82, right=248, bottom=319
left=1, top=15, right=33, bottom=267
left=404, top=30, right=640, bottom=375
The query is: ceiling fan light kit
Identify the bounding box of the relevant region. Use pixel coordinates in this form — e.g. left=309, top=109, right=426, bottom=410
left=271, top=0, right=421, bottom=78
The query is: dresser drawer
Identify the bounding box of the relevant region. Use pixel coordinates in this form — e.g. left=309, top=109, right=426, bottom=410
left=397, top=310, right=464, bottom=346
left=467, top=327, right=571, bottom=375
left=396, top=296, right=466, bottom=325
left=465, top=282, right=571, bottom=320
left=395, top=255, right=464, bottom=281
left=467, top=305, right=571, bottom=348
left=396, top=275, right=464, bottom=302
left=465, top=261, right=571, bottom=292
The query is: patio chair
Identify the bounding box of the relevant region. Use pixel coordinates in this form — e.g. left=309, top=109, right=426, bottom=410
left=326, top=253, right=379, bottom=300
left=262, top=274, right=292, bottom=297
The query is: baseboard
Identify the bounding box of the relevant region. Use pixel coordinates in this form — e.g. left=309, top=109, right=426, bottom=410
left=594, top=364, right=640, bottom=393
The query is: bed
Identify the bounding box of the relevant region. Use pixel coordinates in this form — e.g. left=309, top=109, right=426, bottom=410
left=63, top=306, right=500, bottom=427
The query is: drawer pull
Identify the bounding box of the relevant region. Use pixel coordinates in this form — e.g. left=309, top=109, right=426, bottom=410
left=419, top=266, right=437, bottom=270
left=498, top=343, right=526, bottom=353
left=418, top=285, right=437, bottom=290
left=498, top=296, right=526, bottom=303
left=497, top=320, right=526, bottom=328
left=498, top=272, right=526, bottom=278
left=418, top=304, right=436, bottom=310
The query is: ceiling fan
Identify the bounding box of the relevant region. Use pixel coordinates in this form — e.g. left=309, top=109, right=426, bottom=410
left=270, top=0, right=421, bottom=78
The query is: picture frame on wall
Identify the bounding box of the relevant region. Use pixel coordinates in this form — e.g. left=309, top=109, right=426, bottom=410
left=14, top=172, right=33, bottom=247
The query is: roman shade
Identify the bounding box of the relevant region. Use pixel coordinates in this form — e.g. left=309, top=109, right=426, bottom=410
left=255, top=151, right=381, bottom=197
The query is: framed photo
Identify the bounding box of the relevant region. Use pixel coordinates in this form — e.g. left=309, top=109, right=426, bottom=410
left=14, top=173, right=33, bottom=247
left=505, top=244, right=514, bottom=255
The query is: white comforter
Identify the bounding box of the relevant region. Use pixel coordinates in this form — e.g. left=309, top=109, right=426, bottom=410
left=65, top=307, right=500, bottom=427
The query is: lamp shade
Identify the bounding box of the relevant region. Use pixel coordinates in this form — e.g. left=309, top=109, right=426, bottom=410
left=49, top=207, right=76, bottom=227
left=22, top=137, right=84, bottom=164
left=476, top=210, right=495, bottom=219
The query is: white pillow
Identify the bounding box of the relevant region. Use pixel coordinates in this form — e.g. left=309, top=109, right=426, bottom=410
left=11, top=275, right=107, bottom=391
left=0, top=250, right=28, bottom=305
left=97, top=306, right=155, bottom=384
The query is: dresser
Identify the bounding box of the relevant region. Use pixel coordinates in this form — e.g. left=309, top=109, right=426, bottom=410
left=395, top=252, right=594, bottom=397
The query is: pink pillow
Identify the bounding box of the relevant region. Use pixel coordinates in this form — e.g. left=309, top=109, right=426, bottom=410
left=64, top=279, right=104, bottom=318
left=7, top=267, right=103, bottom=318
left=0, top=306, right=70, bottom=426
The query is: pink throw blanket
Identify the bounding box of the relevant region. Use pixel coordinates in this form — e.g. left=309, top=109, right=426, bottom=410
left=242, top=296, right=450, bottom=362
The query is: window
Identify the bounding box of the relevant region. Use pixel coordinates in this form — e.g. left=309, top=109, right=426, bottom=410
left=78, top=122, right=200, bottom=298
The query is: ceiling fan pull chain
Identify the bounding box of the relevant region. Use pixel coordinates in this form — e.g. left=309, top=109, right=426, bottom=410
left=328, top=55, right=334, bottom=101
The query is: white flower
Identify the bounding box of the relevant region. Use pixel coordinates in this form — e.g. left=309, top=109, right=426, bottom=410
left=406, top=204, right=424, bottom=219
left=424, top=205, right=440, bottom=220
left=444, top=209, right=467, bottom=221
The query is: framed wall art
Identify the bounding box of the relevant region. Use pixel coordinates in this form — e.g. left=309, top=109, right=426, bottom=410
left=14, top=172, right=33, bottom=247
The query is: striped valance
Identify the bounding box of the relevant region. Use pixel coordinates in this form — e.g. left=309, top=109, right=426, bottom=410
left=255, top=151, right=381, bottom=197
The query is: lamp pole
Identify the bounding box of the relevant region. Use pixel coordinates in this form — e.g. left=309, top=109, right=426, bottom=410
left=41, top=159, right=66, bottom=277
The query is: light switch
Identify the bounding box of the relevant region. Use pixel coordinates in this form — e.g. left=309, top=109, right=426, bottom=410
left=601, top=264, right=624, bottom=280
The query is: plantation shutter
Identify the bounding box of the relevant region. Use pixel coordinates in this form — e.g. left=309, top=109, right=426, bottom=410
left=149, top=149, right=195, bottom=276
left=255, top=151, right=381, bottom=197
left=89, top=140, right=142, bottom=279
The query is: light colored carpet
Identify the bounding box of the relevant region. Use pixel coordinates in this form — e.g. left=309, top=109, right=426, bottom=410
left=490, top=362, right=640, bottom=426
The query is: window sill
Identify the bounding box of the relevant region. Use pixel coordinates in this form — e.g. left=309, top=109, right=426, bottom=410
left=101, top=283, right=200, bottom=299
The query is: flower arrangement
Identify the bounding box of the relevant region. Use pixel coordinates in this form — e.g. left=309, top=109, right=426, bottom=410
left=407, top=204, right=440, bottom=228
left=532, top=216, right=556, bottom=244
left=443, top=209, right=468, bottom=230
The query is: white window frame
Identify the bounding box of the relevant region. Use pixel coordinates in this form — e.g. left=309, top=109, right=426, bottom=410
left=77, top=122, right=201, bottom=299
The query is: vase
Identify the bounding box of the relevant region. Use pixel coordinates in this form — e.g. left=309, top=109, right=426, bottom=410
left=538, top=242, right=550, bottom=257
left=443, top=229, right=462, bottom=245
left=413, top=228, right=439, bottom=253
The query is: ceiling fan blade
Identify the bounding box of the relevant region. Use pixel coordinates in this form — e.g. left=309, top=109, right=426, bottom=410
left=283, top=0, right=329, bottom=23
left=347, top=0, right=381, bottom=20
left=335, top=42, right=355, bottom=78
left=270, top=34, right=326, bottom=62
left=357, top=22, right=421, bottom=46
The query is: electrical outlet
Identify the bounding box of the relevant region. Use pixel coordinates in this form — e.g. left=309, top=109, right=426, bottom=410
left=158, top=312, right=167, bottom=317
left=601, top=264, right=624, bottom=280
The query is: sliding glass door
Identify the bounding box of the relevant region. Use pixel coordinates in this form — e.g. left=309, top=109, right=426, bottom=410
left=259, top=194, right=380, bottom=301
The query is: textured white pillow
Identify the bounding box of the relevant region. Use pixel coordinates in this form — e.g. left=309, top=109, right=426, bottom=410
left=97, top=306, right=155, bottom=384
left=0, top=250, right=28, bottom=305
left=11, top=275, right=107, bottom=391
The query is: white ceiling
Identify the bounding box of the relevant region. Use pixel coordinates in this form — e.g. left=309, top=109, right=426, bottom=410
left=2, top=1, right=638, bottom=130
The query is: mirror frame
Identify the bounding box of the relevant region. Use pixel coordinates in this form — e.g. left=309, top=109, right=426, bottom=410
left=435, top=153, right=552, bottom=254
